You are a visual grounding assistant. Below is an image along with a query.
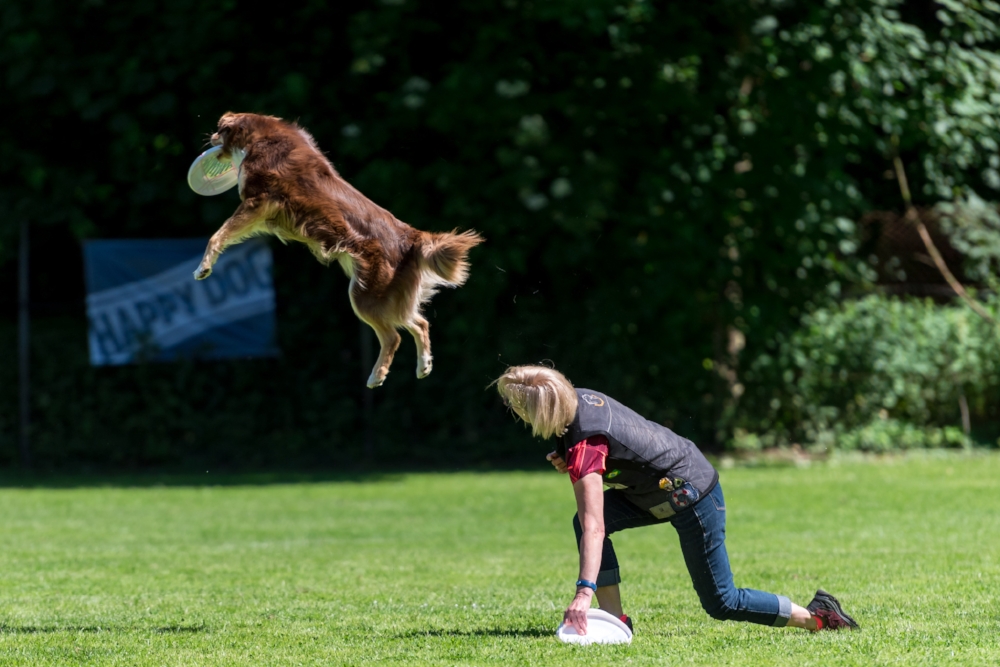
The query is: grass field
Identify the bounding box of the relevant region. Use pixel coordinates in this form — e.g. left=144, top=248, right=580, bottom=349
left=1, top=453, right=998, bottom=666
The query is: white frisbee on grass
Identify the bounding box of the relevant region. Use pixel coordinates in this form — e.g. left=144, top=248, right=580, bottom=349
left=556, top=609, right=632, bottom=645
left=187, top=145, right=244, bottom=196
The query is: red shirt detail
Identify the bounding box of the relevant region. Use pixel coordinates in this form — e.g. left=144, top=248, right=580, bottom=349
left=566, top=435, right=609, bottom=484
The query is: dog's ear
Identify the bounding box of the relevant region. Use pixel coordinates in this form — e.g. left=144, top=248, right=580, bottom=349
left=217, top=112, right=236, bottom=132
left=216, top=112, right=250, bottom=149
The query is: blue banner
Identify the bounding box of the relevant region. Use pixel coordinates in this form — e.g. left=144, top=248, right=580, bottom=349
left=83, top=238, right=279, bottom=365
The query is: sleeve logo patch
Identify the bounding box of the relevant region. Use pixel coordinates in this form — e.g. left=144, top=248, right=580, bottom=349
left=581, top=394, right=605, bottom=407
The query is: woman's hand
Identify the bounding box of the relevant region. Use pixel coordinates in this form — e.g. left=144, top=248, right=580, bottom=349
left=563, top=588, right=594, bottom=635
left=546, top=451, right=568, bottom=474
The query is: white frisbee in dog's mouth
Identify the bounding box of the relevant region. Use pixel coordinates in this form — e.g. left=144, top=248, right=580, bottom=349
left=187, top=145, right=244, bottom=196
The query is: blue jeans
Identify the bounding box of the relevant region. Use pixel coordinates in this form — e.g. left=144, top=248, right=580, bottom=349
left=572, top=483, right=791, bottom=627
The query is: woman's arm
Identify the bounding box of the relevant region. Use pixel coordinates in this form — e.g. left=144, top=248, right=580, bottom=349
left=563, top=472, right=604, bottom=634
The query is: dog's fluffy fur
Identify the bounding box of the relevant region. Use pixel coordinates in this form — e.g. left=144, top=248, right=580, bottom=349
left=196, top=112, right=483, bottom=387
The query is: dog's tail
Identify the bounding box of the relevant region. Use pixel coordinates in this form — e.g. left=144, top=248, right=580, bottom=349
left=417, top=229, right=484, bottom=286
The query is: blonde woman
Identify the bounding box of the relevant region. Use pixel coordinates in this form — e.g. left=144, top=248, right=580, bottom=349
left=494, top=364, right=859, bottom=636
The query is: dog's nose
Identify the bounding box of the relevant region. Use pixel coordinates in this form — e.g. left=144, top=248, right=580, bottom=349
left=210, top=133, right=222, bottom=146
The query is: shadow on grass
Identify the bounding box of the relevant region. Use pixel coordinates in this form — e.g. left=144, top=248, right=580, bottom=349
left=155, top=624, right=207, bottom=634
left=0, top=471, right=406, bottom=490
left=395, top=627, right=553, bottom=639
left=0, top=624, right=207, bottom=634
left=0, top=459, right=571, bottom=489
left=0, top=625, right=109, bottom=634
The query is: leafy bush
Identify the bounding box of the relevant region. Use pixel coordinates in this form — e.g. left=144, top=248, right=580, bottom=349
left=836, top=418, right=968, bottom=452
left=937, top=194, right=1000, bottom=283
left=734, top=294, right=1000, bottom=451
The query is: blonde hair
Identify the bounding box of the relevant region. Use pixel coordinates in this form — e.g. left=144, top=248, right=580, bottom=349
left=493, top=365, right=579, bottom=439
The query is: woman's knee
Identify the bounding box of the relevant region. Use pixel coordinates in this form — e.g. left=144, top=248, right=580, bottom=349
left=702, top=590, right=740, bottom=621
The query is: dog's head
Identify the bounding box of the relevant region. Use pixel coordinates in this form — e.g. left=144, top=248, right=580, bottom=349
left=210, top=112, right=274, bottom=153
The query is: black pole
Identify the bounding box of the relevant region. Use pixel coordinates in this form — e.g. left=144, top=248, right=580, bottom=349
left=18, top=219, right=32, bottom=469
left=360, top=321, right=375, bottom=461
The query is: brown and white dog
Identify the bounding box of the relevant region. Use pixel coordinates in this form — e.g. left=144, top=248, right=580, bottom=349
left=195, top=112, right=483, bottom=387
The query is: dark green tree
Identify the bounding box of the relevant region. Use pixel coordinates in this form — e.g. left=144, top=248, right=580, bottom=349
left=1, top=0, right=998, bottom=467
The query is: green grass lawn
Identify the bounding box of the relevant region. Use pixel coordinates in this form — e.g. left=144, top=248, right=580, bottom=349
left=1, top=453, right=998, bottom=666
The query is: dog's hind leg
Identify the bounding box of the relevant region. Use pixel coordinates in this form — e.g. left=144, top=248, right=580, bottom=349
left=405, top=315, right=432, bottom=379
left=195, top=200, right=268, bottom=280
left=350, top=275, right=403, bottom=388
left=365, top=320, right=402, bottom=388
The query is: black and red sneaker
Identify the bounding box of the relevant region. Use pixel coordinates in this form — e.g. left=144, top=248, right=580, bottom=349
left=806, top=589, right=859, bottom=631
left=619, top=615, right=633, bottom=634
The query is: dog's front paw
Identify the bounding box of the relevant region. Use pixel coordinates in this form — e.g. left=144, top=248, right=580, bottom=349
left=416, top=358, right=433, bottom=379
left=194, top=266, right=212, bottom=280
